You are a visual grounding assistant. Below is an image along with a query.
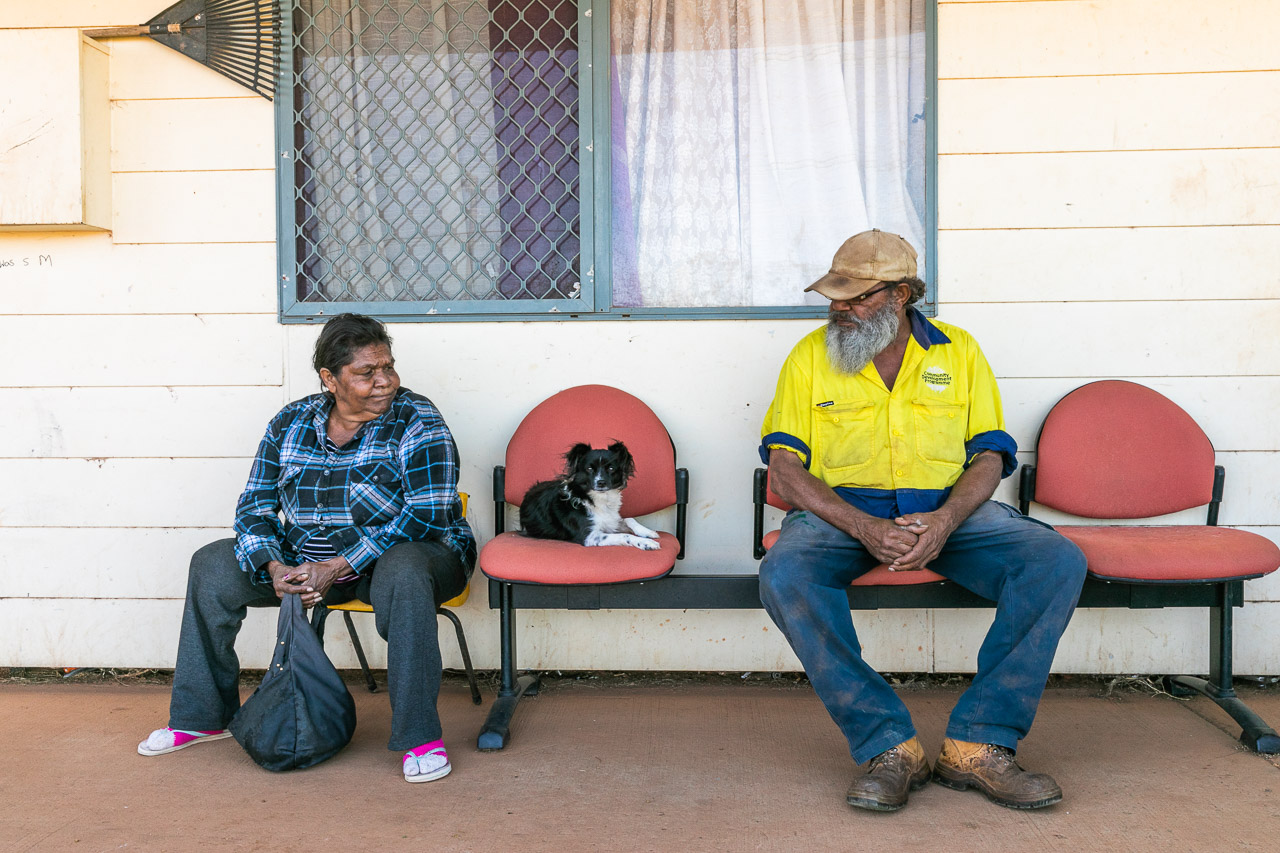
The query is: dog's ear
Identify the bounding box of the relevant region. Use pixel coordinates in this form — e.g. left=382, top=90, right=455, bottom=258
left=564, top=442, right=593, bottom=472
left=608, top=440, right=636, bottom=480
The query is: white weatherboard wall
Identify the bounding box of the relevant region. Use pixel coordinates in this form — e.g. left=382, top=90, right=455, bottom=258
left=1, top=0, right=1277, bottom=675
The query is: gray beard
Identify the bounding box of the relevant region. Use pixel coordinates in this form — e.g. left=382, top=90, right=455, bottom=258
left=825, top=301, right=901, bottom=375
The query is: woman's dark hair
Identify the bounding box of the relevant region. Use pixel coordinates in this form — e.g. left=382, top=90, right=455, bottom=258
left=312, top=313, right=393, bottom=377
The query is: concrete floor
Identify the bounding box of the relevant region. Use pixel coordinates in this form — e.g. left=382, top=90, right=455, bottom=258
left=2, top=676, right=1278, bottom=852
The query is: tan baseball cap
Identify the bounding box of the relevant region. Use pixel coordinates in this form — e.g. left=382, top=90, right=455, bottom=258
left=805, top=229, right=918, bottom=301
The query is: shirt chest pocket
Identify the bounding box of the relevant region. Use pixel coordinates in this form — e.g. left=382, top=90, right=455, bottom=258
left=911, top=398, right=968, bottom=468
left=348, top=460, right=402, bottom=524
left=814, top=400, right=876, bottom=472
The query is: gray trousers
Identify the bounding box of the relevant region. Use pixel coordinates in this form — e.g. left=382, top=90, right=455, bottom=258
left=168, top=538, right=467, bottom=752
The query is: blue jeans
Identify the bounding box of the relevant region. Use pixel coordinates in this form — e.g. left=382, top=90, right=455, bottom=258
left=759, top=501, right=1086, bottom=763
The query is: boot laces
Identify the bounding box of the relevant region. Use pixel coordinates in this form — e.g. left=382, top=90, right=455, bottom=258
left=868, top=746, right=905, bottom=772
left=983, top=744, right=1021, bottom=771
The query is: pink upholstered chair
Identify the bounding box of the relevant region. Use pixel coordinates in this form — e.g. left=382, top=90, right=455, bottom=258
left=477, top=385, right=687, bottom=749
left=1020, top=380, right=1280, bottom=752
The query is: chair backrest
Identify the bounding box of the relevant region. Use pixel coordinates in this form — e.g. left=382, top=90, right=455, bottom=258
left=504, top=385, right=677, bottom=517
left=1034, top=380, right=1216, bottom=519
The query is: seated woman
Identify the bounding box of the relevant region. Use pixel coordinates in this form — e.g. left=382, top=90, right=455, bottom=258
left=138, top=313, right=476, bottom=783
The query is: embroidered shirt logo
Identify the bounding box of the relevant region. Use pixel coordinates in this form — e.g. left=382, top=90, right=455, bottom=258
left=921, top=367, right=952, bottom=392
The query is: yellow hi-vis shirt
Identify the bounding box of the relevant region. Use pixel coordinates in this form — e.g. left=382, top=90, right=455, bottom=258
left=759, top=309, right=1017, bottom=518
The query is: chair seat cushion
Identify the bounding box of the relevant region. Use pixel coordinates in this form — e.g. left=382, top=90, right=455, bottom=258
left=761, top=531, right=945, bottom=586
left=851, top=565, right=947, bottom=586
left=480, top=531, right=680, bottom=584
left=1057, top=525, right=1280, bottom=582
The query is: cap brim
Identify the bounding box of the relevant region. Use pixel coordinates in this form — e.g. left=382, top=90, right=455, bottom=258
left=804, top=272, right=881, bottom=302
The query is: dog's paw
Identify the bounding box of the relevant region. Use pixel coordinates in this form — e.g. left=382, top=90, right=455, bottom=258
left=625, top=519, right=660, bottom=539
left=629, top=536, right=661, bottom=551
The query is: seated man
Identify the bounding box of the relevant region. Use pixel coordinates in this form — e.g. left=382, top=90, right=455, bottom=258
left=758, top=229, right=1086, bottom=812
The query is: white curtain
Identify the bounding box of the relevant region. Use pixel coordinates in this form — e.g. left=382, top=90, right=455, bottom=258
left=611, top=0, right=926, bottom=308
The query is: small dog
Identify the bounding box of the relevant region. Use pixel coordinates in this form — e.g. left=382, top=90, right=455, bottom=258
left=520, top=441, right=661, bottom=550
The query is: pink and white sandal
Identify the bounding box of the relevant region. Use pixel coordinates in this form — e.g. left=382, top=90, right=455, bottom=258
left=137, top=727, right=232, bottom=756
left=403, top=746, right=451, bottom=783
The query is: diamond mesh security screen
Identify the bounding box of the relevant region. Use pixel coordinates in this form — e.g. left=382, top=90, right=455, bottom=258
left=288, top=0, right=581, bottom=306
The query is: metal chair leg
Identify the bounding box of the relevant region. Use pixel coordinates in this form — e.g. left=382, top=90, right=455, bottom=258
left=318, top=598, right=484, bottom=704
left=478, top=582, right=539, bottom=750
left=1169, top=582, right=1280, bottom=753
left=438, top=606, right=482, bottom=706
left=342, top=611, right=378, bottom=693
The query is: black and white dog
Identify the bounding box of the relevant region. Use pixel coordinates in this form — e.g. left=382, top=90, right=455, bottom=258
left=520, top=441, right=661, bottom=550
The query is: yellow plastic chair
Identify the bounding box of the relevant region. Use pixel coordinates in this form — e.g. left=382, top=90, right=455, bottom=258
left=317, top=493, right=482, bottom=705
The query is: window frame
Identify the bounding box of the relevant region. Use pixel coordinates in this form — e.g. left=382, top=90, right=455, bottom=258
left=275, top=0, right=937, bottom=323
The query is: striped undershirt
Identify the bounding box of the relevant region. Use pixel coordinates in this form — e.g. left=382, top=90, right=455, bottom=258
left=296, top=434, right=349, bottom=579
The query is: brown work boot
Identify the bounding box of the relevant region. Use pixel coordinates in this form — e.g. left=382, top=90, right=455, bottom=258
left=932, top=738, right=1063, bottom=809
left=845, top=737, right=930, bottom=812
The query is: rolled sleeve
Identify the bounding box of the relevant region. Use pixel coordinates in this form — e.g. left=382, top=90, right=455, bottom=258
left=965, top=429, right=1019, bottom=478
left=759, top=432, right=811, bottom=468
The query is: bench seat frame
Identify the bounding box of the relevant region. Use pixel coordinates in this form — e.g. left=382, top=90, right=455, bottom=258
left=481, top=466, right=1278, bottom=754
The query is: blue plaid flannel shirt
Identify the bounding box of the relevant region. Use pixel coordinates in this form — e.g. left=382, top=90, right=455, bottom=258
left=233, top=388, right=476, bottom=583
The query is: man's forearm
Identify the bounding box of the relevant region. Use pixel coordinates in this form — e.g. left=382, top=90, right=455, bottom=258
left=767, top=449, right=927, bottom=566
left=768, top=448, right=877, bottom=540
left=933, top=451, right=1003, bottom=532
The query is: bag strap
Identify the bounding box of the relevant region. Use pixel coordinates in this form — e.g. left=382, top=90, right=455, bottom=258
left=267, top=594, right=300, bottom=675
